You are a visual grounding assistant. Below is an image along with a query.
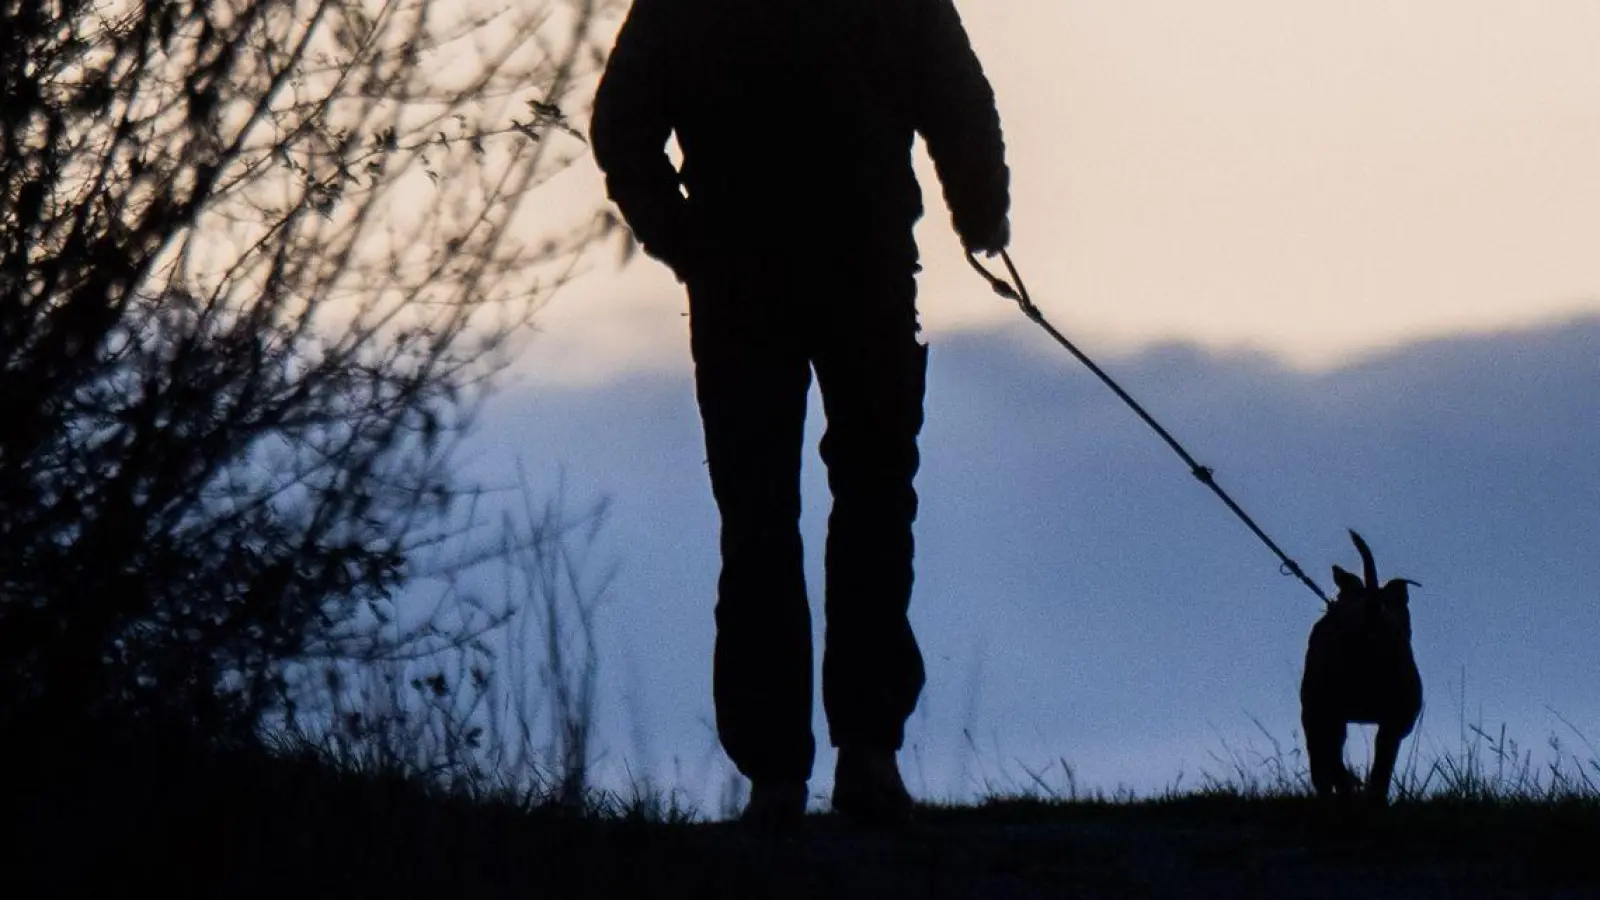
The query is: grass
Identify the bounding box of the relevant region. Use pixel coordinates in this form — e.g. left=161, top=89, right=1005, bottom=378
left=7, top=713, right=1597, bottom=900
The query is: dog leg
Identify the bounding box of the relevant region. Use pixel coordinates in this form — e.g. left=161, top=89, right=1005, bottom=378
left=1368, top=725, right=1405, bottom=808
left=1303, top=716, right=1348, bottom=800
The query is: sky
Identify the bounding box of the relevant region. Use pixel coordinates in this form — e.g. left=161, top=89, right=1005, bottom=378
left=408, top=2, right=1600, bottom=811
left=527, top=0, right=1600, bottom=385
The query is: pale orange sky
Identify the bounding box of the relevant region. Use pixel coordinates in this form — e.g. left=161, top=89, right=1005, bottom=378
left=522, top=0, right=1600, bottom=385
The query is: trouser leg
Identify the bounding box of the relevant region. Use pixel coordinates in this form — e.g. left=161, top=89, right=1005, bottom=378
left=813, top=269, right=929, bottom=752
left=689, top=287, right=816, bottom=784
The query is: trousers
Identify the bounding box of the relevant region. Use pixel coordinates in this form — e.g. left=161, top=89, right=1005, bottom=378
left=687, top=255, right=929, bottom=784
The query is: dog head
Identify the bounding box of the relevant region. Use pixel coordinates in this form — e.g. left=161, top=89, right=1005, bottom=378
left=1330, top=529, right=1418, bottom=639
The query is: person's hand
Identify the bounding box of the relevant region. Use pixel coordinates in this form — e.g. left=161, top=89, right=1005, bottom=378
left=964, top=216, right=1010, bottom=258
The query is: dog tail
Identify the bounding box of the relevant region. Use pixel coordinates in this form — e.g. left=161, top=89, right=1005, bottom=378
left=1349, top=529, right=1378, bottom=589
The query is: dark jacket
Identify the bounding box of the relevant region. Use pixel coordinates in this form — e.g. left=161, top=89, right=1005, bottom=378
left=590, top=0, right=1009, bottom=279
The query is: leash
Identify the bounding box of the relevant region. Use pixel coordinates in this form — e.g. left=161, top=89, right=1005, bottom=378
left=967, top=250, right=1332, bottom=607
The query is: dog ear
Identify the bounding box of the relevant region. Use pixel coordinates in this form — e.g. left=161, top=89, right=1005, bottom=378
left=1332, top=565, right=1364, bottom=596
left=1381, top=577, right=1419, bottom=605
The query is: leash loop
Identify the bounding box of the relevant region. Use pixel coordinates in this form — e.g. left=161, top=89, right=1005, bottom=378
left=967, top=250, right=1332, bottom=607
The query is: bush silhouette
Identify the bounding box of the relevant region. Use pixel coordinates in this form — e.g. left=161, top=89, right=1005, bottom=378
left=0, top=0, right=610, bottom=745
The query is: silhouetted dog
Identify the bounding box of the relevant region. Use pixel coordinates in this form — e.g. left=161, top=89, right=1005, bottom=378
left=1300, top=530, right=1421, bottom=807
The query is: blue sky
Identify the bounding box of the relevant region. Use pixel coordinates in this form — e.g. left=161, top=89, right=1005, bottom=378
left=449, top=310, right=1600, bottom=807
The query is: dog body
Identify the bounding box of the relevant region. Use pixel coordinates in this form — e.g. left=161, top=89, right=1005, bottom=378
left=1299, top=531, right=1421, bottom=806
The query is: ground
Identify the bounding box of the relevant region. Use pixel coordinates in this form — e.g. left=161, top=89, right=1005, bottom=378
left=9, top=742, right=1596, bottom=899
left=650, top=798, right=1598, bottom=899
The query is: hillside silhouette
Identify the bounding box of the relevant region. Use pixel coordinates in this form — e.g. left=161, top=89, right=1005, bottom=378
left=462, top=312, right=1600, bottom=804
left=10, top=729, right=1598, bottom=899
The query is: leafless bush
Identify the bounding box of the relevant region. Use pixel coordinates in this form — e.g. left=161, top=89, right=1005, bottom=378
left=0, top=0, right=617, bottom=740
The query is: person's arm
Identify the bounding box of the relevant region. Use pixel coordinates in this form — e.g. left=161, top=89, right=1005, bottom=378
left=907, top=0, right=1010, bottom=254
left=590, top=0, right=695, bottom=279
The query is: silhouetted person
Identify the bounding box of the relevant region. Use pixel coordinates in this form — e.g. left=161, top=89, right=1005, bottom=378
left=591, top=0, right=1009, bottom=830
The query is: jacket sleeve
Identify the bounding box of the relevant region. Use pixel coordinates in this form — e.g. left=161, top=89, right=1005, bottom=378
left=907, top=0, right=1010, bottom=249
left=589, top=0, right=695, bottom=278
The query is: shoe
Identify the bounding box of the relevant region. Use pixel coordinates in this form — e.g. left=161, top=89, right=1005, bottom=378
left=739, top=781, right=808, bottom=835
left=831, top=747, right=914, bottom=828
